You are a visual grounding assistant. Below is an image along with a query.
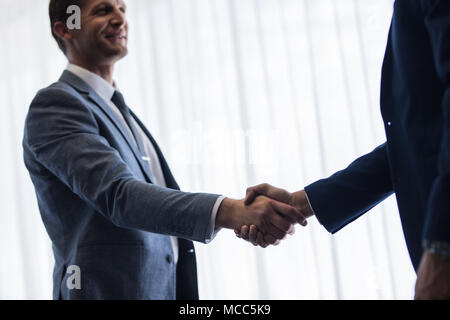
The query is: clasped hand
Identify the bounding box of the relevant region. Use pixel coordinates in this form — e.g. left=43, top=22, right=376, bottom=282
left=234, top=184, right=314, bottom=248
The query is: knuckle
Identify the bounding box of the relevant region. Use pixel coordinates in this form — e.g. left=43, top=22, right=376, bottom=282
left=272, top=233, right=281, bottom=240
left=260, top=207, right=269, bottom=218
left=277, top=231, right=286, bottom=240
left=289, top=207, right=297, bottom=216
left=265, top=201, right=274, bottom=212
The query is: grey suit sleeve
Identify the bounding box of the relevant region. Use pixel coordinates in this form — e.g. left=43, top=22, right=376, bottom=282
left=23, top=87, right=220, bottom=243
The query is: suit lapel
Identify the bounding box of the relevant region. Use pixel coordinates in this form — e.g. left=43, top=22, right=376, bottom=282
left=59, top=71, right=154, bottom=184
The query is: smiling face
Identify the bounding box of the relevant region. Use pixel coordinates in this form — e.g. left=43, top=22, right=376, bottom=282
left=69, top=0, right=129, bottom=66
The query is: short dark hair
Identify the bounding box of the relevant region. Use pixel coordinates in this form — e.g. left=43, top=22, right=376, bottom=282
left=49, top=0, right=85, bottom=54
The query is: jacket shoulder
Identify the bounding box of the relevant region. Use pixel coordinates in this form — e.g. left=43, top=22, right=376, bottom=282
left=24, top=80, right=97, bottom=147
left=31, top=80, right=85, bottom=106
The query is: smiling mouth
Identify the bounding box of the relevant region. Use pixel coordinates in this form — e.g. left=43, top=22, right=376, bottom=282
left=105, top=35, right=127, bottom=40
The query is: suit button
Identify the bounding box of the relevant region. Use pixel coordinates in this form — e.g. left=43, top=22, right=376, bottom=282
left=387, top=121, right=392, bottom=126
left=166, top=255, right=173, bottom=264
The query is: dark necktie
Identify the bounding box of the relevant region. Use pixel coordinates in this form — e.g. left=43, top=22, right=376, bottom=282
left=111, top=91, right=153, bottom=180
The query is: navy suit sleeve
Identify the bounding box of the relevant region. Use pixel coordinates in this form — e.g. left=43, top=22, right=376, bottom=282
left=305, top=143, right=394, bottom=234
left=23, top=87, right=219, bottom=243
left=421, top=0, right=450, bottom=243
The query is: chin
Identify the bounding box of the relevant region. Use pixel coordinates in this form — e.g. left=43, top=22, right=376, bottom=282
left=104, top=46, right=128, bottom=61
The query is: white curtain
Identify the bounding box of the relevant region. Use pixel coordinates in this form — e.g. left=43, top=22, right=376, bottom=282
left=0, top=0, right=416, bottom=300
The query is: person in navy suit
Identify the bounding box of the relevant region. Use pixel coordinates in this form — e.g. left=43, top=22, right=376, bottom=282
left=240, top=0, right=450, bottom=299
left=22, top=0, right=306, bottom=300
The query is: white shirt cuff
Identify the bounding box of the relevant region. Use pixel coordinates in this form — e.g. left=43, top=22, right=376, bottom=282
left=205, top=196, right=226, bottom=243
left=304, top=190, right=316, bottom=215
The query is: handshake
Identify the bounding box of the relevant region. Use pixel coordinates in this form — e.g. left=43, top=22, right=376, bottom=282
left=215, top=184, right=315, bottom=248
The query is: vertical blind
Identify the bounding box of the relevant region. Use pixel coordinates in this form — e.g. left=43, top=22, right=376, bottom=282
left=0, top=0, right=416, bottom=299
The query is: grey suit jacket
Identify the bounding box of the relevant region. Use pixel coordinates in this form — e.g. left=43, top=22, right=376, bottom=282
left=23, top=70, right=219, bottom=300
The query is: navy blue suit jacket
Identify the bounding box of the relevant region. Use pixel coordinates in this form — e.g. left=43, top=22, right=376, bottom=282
left=23, top=70, right=220, bottom=299
left=305, top=0, right=450, bottom=271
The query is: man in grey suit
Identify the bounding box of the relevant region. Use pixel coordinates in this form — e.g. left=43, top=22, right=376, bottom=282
left=22, top=0, right=306, bottom=300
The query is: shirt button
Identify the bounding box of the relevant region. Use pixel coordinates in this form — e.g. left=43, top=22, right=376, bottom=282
left=166, top=255, right=173, bottom=264
left=387, top=121, right=392, bottom=126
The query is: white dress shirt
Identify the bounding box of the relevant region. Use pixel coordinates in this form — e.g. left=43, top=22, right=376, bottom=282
left=66, top=64, right=224, bottom=264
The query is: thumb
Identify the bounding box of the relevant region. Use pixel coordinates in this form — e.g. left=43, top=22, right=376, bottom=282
left=245, top=184, right=270, bottom=205
left=244, top=190, right=256, bottom=205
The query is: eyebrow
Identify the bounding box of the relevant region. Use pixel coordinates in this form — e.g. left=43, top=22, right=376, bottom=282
left=90, top=1, right=127, bottom=12
left=90, top=1, right=110, bottom=12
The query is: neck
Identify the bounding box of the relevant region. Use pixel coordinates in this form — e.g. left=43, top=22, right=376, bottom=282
left=69, top=57, right=115, bottom=85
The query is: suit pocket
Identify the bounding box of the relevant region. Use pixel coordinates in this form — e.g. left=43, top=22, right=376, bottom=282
left=62, top=245, right=141, bottom=300
left=61, top=244, right=175, bottom=300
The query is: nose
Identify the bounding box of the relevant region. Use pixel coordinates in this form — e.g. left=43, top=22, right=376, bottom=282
left=110, top=7, right=126, bottom=27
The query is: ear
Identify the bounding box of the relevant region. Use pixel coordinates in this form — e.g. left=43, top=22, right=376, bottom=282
left=53, top=21, right=74, bottom=42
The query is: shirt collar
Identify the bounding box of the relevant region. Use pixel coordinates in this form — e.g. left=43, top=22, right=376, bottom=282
left=66, top=63, right=117, bottom=102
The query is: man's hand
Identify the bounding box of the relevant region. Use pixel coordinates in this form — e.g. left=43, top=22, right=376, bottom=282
left=236, top=184, right=315, bottom=247
left=414, top=250, right=450, bottom=299
left=245, top=184, right=314, bottom=218
left=216, top=196, right=307, bottom=245
left=235, top=224, right=296, bottom=248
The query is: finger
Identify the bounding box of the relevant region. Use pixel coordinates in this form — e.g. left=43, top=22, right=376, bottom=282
left=264, top=234, right=278, bottom=245
left=241, top=225, right=250, bottom=240
left=256, top=231, right=268, bottom=248
left=235, top=228, right=242, bottom=238
left=249, top=225, right=258, bottom=245
left=263, top=226, right=283, bottom=245
left=268, top=212, right=293, bottom=233
left=244, top=190, right=256, bottom=205
left=263, top=221, right=287, bottom=240
left=270, top=200, right=307, bottom=225
left=245, top=184, right=270, bottom=205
